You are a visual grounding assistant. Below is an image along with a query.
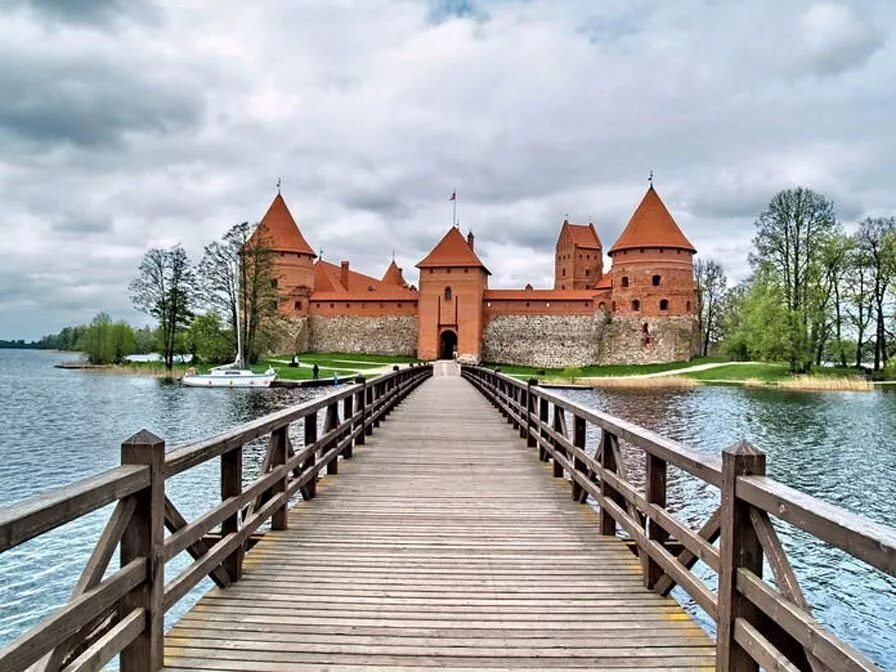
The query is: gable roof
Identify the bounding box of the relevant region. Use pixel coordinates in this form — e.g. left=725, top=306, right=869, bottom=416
left=382, top=260, right=408, bottom=287
left=562, top=221, right=602, bottom=249
left=416, top=227, right=490, bottom=273
left=249, top=193, right=316, bottom=256
left=609, top=186, right=696, bottom=254
left=312, top=260, right=417, bottom=299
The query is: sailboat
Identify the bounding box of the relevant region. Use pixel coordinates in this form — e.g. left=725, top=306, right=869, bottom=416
left=182, top=266, right=278, bottom=388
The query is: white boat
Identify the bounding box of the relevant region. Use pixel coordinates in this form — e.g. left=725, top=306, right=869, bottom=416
left=181, top=258, right=278, bottom=388
left=182, top=365, right=277, bottom=388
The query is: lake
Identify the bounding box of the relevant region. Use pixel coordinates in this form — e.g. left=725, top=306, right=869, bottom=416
left=1, top=349, right=894, bottom=668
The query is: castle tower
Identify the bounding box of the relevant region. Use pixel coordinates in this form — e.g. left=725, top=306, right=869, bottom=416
left=381, top=260, right=409, bottom=288
left=249, top=193, right=317, bottom=315
left=554, top=220, right=603, bottom=290
left=608, top=186, right=696, bottom=317
left=416, top=228, right=490, bottom=361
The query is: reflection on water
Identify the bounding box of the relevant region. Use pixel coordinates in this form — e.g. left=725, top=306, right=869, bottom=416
left=0, top=349, right=334, bottom=645
left=558, top=384, right=896, bottom=669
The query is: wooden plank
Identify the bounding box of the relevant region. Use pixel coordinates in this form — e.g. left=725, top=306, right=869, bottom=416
left=63, top=608, right=145, bottom=672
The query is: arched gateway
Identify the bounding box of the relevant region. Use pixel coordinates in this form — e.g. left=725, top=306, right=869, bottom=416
left=439, top=330, right=458, bottom=360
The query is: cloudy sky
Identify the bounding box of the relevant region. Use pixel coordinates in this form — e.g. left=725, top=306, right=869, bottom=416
left=2, top=0, right=894, bottom=339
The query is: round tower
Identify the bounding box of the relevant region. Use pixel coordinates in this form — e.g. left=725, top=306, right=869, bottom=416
left=608, top=186, right=696, bottom=317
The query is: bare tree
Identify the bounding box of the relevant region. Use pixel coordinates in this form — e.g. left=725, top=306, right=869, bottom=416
left=751, top=188, right=838, bottom=372
left=130, top=245, right=195, bottom=370
left=855, top=217, right=896, bottom=371
left=844, top=244, right=874, bottom=368
left=694, top=258, right=727, bottom=356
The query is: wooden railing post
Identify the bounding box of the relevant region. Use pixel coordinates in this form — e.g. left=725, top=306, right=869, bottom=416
left=373, top=382, right=382, bottom=428
left=301, top=412, right=318, bottom=500
left=572, top=415, right=586, bottom=502
left=270, top=425, right=289, bottom=530
left=365, top=384, right=374, bottom=436
left=717, top=440, right=765, bottom=672
left=325, top=402, right=340, bottom=475
left=342, top=393, right=354, bottom=459
left=538, top=397, right=549, bottom=462
left=120, top=430, right=165, bottom=672
left=518, top=384, right=528, bottom=439
left=526, top=379, right=538, bottom=448
left=644, top=454, right=667, bottom=589
left=221, top=445, right=243, bottom=580
left=599, top=430, right=618, bottom=536
left=354, top=376, right=366, bottom=447
left=552, top=406, right=566, bottom=478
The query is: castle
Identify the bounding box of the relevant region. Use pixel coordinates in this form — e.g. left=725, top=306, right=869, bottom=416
left=249, top=185, right=700, bottom=367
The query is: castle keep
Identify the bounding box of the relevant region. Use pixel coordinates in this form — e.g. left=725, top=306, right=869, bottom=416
left=252, top=186, right=700, bottom=367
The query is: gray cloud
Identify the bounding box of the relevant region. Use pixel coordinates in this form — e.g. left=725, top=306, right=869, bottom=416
left=1, top=0, right=895, bottom=339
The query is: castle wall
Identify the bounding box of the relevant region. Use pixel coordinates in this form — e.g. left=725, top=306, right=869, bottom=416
left=308, top=315, right=418, bottom=356
left=481, top=314, right=606, bottom=368
left=309, top=299, right=417, bottom=317
left=597, top=315, right=699, bottom=365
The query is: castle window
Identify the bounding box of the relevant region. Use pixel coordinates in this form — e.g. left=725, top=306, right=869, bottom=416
left=640, top=248, right=645, bottom=253
left=444, top=287, right=452, bottom=301
left=660, top=299, right=669, bottom=311
left=585, top=269, right=590, bottom=276
left=652, top=275, right=661, bottom=286
left=330, top=303, right=334, bottom=308
left=612, top=301, right=617, bottom=311
left=464, top=268, right=468, bottom=273
left=345, top=303, right=350, bottom=308
left=446, top=268, right=451, bottom=274
left=632, top=299, right=641, bottom=311
left=316, top=303, right=321, bottom=308
left=294, top=300, right=302, bottom=310
left=271, top=279, right=278, bottom=288
left=546, top=302, right=551, bottom=307
left=598, top=302, right=605, bottom=310
left=621, top=276, right=629, bottom=288
left=562, top=269, right=566, bottom=276
left=397, top=303, right=402, bottom=307
left=686, top=300, right=691, bottom=311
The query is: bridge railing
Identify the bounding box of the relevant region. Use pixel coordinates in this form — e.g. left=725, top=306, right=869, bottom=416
left=0, top=363, right=432, bottom=672
left=462, top=364, right=894, bottom=672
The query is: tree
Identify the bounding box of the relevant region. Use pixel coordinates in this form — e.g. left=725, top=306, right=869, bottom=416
left=80, top=313, right=136, bottom=364
left=130, top=245, right=195, bottom=370
left=751, top=188, right=839, bottom=372
left=854, top=217, right=896, bottom=371
left=813, top=232, right=853, bottom=367
left=198, top=222, right=280, bottom=366
left=186, top=312, right=234, bottom=364
left=694, top=258, right=727, bottom=356
left=722, top=268, right=792, bottom=363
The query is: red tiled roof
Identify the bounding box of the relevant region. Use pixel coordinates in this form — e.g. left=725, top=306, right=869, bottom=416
left=484, top=289, right=599, bottom=301
left=249, top=194, right=315, bottom=255
left=381, top=260, right=408, bottom=287
left=416, top=227, right=490, bottom=273
left=312, top=260, right=417, bottom=299
left=593, top=275, right=613, bottom=290
left=609, top=186, right=695, bottom=254
left=563, top=221, right=602, bottom=249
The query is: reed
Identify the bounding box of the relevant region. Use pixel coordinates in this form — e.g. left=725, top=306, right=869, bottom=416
left=777, top=375, right=873, bottom=392
left=580, top=375, right=700, bottom=389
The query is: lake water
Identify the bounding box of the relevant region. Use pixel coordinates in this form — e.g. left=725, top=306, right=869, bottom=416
left=1, top=350, right=894, bottom=669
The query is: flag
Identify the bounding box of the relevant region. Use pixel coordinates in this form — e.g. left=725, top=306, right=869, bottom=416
left=449, top=191, right=456, bottom=201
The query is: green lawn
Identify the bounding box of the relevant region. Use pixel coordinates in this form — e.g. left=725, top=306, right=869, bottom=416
left=684, top=363, right=866, bottom=383
left=484, top=356, right=725, bottom=380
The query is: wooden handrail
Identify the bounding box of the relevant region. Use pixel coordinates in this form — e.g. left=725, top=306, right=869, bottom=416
left=0, top=364, right=433, bottom=672
left=461, top=364, right=889, bottom=672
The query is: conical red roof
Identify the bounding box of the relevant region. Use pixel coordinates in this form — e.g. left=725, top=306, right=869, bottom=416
left=382, top=260, right=407, bottom=287
left=249, top=193, right=315, bottom=255
left=416, top=227, right=490, bottom=273
left=609, top=187, right=695, bottom=255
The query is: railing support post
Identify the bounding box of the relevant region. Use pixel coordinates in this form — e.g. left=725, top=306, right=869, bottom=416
left=365, top=384, right=374, bottom=436
left=599, top=430, right=619, bottom=536
left=221, top=445, right=243, bottom=580
left=355, top=376, right=366, bottom=446
left=552, top=406, right=566, bottom=478
left=270, top=425, right=289, bottom=530
left=343, top=393, right=354, bottom=459
left=526, top=379, right=538, bottom=448
left=644, top=454, right=667, bottom=588
left=538, top=398, right=549, bottom=462
left=572, top=415, right=586, bottom=501
left=325, top=402, right=340, bottom=475
left=717, top=440, right=765, bottom=672
left=120, top=430, right=165, bottom=672
left=301, top=412, right=318, bottom=500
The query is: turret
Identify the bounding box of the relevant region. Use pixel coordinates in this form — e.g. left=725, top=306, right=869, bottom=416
left=554, top=220, right=603, bottom=290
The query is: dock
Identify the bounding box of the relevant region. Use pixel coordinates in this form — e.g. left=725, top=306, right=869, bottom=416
left=0, top=363, right=892, bottom=672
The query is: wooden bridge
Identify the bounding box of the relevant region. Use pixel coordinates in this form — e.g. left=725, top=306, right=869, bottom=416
left=1, top=363, right=894, bottom=671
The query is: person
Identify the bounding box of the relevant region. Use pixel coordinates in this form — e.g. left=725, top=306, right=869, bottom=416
left=312, top=363, right=319, bottom=380
left=289, top=354, right=299, bottom=368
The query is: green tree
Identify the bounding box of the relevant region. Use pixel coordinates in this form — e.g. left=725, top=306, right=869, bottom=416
left=186, top=312, right=234, bottom=364
left=694, top=258, right=727, bottom=356
left=854, top=217, right=896, bottom=371
left=751, top=188, right=839, bottom=372
left=722, top=268, right=792, bottom=362
left=130, top=245, right=195, bottom=370
left=80, top=313, right=136, bottom=364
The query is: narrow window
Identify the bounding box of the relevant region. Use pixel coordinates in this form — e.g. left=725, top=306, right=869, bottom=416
left=612, top=301, right=617, bottom=311
left=621, top=276, right=629, bottom=288
left=585, top=269, right=590, bottom=276
left=444, top=287, right=452, bottom=301
left=294, top=300, right=302, bottom=310
left=659, top=299, right=669, bottom=311
left=562, top=268, right=566, bottom=276
left=686, top=300, right=691, bottom=311
left=652, top=275, right=661, bottom=286
left=632, top=299, right=640, bottom=311
left=271, top=278, right=278, bottom=289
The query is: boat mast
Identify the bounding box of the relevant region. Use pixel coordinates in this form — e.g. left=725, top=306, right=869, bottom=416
left=235, top=256, right=245, bottom=370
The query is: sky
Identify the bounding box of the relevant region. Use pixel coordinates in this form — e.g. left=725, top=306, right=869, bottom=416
left=1, top=0, right=894, bottom=340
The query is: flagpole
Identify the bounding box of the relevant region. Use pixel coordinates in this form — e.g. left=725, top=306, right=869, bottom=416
left=453, top=190, right=457, bottom=228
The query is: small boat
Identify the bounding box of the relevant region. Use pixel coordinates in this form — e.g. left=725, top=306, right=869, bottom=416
left=182, top=365, right=277, bottom=388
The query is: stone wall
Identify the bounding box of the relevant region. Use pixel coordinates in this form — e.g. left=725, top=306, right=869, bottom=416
left=308, top=315, right=418, bottom=356
left=597, top=315, right=699, bottom=365
left=269, top=315, right=311, bottom=355
left=481, top=314, right=606, bottom=368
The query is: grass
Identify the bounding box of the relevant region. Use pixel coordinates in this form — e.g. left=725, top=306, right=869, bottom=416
left=684, top=363, right=865, bottom=384
left=485, top=356, right=725, bottom=381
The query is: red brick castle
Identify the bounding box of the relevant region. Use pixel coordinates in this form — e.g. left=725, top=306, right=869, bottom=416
left=250, top=186, right=699, bottom=366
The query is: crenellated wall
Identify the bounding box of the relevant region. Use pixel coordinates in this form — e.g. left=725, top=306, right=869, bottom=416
left=481, top=314, right=607, bottom=368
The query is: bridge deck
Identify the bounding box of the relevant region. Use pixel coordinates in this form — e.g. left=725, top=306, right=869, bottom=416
left=164, top=368, right=713, bottom=671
